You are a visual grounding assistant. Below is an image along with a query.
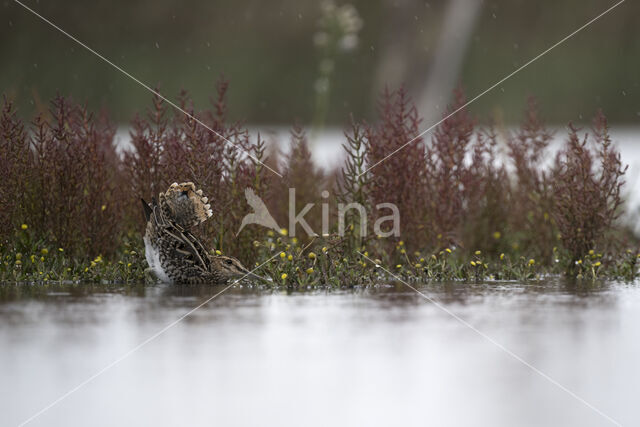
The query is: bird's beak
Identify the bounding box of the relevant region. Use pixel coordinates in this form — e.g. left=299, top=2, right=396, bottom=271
left=242, top=269, right=271, bottom=283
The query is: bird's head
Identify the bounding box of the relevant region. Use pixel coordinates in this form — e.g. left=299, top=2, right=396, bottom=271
left=162, top=182, right=212, bottom=228
left=210, top=255, right=268, bottom=283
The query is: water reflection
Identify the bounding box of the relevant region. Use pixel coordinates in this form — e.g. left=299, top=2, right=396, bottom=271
left=0, top=280, right=638, bottom=426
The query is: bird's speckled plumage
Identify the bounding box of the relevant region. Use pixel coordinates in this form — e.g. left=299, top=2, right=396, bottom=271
left=142, top=182, right=254, bottom=284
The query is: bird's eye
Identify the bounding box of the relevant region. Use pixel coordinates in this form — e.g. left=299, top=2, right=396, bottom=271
left=225, top=259, right=233, bottom=265
left=179, top=190, right=188, bottom=199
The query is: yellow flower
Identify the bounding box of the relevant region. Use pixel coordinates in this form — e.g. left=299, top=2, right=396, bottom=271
left=21, top=224, right=28, bottom=230
left=414, top=251, right=420, bottom=256
left=40, top=256, right=45, bottom=262
left=400, top=248, right=406, bottom=254
left=445, top=248, right=452, bottom=254
left=493, top=231, right=501, bottom=240
left=215, top=250, right=222, bottom=255
left=431, top=254, right=437, bottom=260
left=90, top=261, right=96, bottom=267
left=292, top=237, right=298, bottom=244
left=588, top=249, right=594, bottom=255
left=30, top=255, right=35, bottom=263
left=500, top=253, right=505, bottom=260
left=322, top=246, right=328, bottom=253
left=281, top=273, right=288, bottom=280
left=528, top=259, right=535, bottom=266
left=414, top=263, right=422, bottom=268
left=101, top=204, right=107, bottom=211
left=253, top=240, right=261, bottom=248
left=306, top=268, right=314, bottom=274
left=287, top=254, right=293, bottom=261
left=474, top=250, right=481, bottom=255
left=15, top=260, right=22, bottom=265
left=58, top=247, right=64, bottom=252
left=84, top=267, right=89, bottom=272
left=420, top=257, right=425, bottom=263
left=594, top=261, right=602, bottom=267
left=41, top=248, right=49, bottom=255
left=127, top=263, right=132, bottom=268
left=15, top=253, right=22, bottom=260
left=398, top=241, right=404, bottom=246
left=308, top=252, right=317, bottom=259
left=577, top=259, right=583, bottom=265
left=280, top=252, right=286, bottom=259
left=470, top=261, right=476, bottom=267
left=267, top=230, right=275, bottom=237
left=363, top=251, right=368, bottom=257
left=280, top=228, right=288, bottom=236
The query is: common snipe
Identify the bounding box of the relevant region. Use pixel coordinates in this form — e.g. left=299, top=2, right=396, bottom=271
left=141, top=182, right=260, bottom=284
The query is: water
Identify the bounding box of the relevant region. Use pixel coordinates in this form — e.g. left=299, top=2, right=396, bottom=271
left=1, top=280, right=639, bottom=427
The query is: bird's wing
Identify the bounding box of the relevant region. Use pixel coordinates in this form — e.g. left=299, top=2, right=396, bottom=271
left=161, top=225, right=210, bottom=272
left=140, top=198, right=153, bottom=222
left=148, top=195, right=210, bottom=271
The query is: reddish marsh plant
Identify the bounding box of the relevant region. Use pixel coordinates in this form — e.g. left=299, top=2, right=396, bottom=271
left=506, top=98, right=556, bottom=261
left=122, top=80, right=268, bottom=263
left=365, top=87, right=426, bottom=249
left=424, top=89, right=476, bottom=250
left=0, top=95, right=124, bottom=258
left=0, top=97, right=31, bottom=242
left=552, top=111, right=626, bottom=271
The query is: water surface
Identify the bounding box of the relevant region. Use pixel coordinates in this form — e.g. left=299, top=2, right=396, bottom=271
left=1, top=280, right=638, bottom=426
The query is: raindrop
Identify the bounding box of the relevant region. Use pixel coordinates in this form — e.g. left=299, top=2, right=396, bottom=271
left=500, top=87, right=504, bottom=92
left=370, top=45, right=375, bottom=51
left=155, top=42, right=159, bottom=49
left=622, top=90, right=627, bottom=96
left=492, top=12, right=497, bottom=19
left=33, top=63, right=37, bottom=69
left=206, top=41, right=211, bottom=47
left=206, top=65, right=211, bottom=70
left=298, top=13, right=302, bottom=19
left=8, top=20, right=12, bottom=27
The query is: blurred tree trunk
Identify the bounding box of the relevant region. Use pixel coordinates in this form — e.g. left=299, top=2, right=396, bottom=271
left=416, top=0, right=481, bottom=124
left=373, top=0, right=481, bottom=125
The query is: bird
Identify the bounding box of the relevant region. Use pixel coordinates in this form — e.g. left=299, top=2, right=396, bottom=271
left=236, top=187, right=281, bottom=236
left=141, top=182, right=264, bottom=284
